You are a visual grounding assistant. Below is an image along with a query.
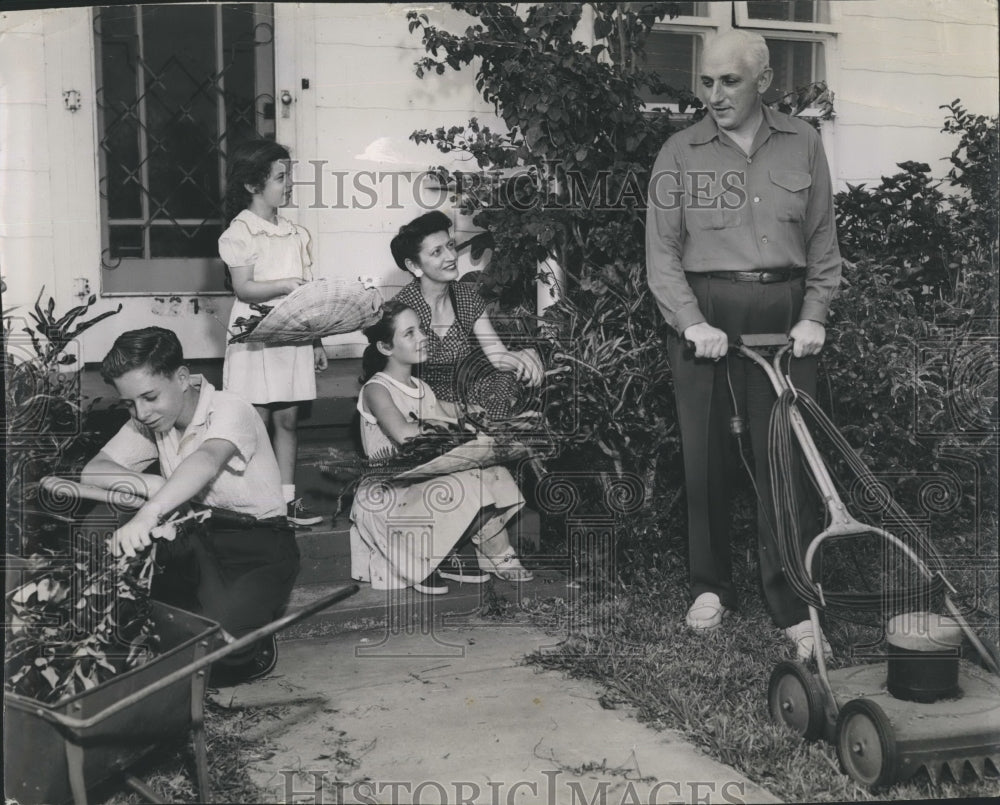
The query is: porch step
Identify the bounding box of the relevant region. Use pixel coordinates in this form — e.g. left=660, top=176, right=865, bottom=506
left=80, top=357, right=555, bottom=637
left=288, top=506, right=542, bottom=578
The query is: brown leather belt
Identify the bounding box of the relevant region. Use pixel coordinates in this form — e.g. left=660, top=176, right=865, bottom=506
left=690, top=268, right=806, bottom=284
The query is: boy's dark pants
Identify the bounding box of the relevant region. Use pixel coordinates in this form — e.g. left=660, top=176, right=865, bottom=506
left=666, top=273, right=818, bottom=628
left=152, top=518, right=300, bottom=653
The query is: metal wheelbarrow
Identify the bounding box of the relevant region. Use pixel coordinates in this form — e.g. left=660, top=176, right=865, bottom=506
left=733, top=334, right=1000, bottom=789
left=5, top=586, right=358, bottom=805
left=5, top=478, right=359, bottom=804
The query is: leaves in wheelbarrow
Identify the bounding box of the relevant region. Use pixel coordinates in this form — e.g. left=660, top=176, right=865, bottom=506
left=3, top=512, right=208, bottom=705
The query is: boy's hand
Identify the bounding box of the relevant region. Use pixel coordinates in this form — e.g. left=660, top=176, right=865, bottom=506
left=110, top=510, right=160, bottom=557
left=313, top=345, right=328, bottom=371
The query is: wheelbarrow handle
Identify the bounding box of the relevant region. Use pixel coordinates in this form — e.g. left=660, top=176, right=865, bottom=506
left=29, top=584, right=360, bottom=733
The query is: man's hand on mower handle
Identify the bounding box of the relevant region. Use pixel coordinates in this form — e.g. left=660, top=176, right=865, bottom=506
left=789, top=320, right=826, bottom=358
left=683, top=322, right=729, bottom=360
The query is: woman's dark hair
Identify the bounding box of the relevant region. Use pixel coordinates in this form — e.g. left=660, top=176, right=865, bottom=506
left=101, top=327, right=184, bottom=384
left=222, top=138, right=291, bottom=226
left=359, top=299, right=413, bottom=382
left=389, top=210, right=452, bottom=274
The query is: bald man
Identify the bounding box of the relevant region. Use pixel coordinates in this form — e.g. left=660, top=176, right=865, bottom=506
left=645, top=30, right=841, bottom=659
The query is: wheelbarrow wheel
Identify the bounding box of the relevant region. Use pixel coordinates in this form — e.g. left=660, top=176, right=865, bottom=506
left=836, top=699, right=898, bottom=790
left=768, top=661, right=826, bottom=740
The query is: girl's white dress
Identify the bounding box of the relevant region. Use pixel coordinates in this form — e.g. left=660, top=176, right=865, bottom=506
left=219, top=209, right=317, bottom=405
left=349, top=372, right=525, bottom=590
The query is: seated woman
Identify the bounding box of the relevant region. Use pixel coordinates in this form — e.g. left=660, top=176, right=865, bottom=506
left=349, top=301, right=534, bottom=592
left=390, top=211, right=544, bottom=420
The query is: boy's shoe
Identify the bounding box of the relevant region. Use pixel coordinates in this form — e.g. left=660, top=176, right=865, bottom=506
left=685, top=592, right=729, bottom=631
left=287, top=498, right=323, bottom=527
left=209, top=635, right=278, bottom=687
left=413, top=571, right=449, bottom=595
left=784, top=619, right=833, bottom=662
left=438, top=554, right=490, bottom=584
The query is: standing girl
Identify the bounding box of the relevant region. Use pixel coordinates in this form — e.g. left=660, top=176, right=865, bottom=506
left=219, top=139, right=325, bottom=526
left=350, top=300, right=534, bottom=594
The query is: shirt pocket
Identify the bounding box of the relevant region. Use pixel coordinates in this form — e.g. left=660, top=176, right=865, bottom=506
left=687, top=191, right=743, bottom=230
left=769, top=170, right=812, bottom=222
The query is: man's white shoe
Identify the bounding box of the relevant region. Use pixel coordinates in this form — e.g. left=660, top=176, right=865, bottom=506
left=784, top=619, right=833, bottom=662
left=685, top=592, right=729, bottom=630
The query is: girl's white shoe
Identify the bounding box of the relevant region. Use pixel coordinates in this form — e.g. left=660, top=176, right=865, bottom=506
left=478, top=551, right=534, bottom=582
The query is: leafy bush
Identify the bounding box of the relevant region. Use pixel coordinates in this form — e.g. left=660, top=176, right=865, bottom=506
left=823, top=103, right=998, bottom=532
left=541, top=258, right=677, bottom=490
left=834, top=100, right=998, bottom=315
left=5, top=551, right=158, bottom=704
left=407, top=3, right=835, bottom=501
left=407, top=6, right=995, bottom=546
left=3, top=287, right=122, bottom=554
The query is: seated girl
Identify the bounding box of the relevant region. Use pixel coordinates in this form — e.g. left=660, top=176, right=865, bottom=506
left=349, top=300, right=533, bottom=594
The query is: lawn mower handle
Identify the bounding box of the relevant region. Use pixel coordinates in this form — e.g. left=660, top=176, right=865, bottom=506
left=682, top=332, right=793, bottom=360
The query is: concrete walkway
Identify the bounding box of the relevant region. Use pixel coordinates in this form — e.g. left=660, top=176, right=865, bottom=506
left=210, top=619, right=780, bottom=805
left=81, top=361, right=779, bottom=804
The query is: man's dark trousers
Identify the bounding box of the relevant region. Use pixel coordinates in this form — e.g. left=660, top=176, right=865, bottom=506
left=667, top=272, right=818, bottom=628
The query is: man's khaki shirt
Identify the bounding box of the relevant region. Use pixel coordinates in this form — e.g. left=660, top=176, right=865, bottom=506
left=646, top=104, right=842, bottom=334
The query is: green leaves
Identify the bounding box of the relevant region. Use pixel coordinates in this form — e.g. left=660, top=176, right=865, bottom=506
left=5, top=292, right=122, bottom=555
left=5, top=550, right=159, bottom=704
left=25, top=287, right=123, bottom=365
left=835, top=107, right=998, bottom=314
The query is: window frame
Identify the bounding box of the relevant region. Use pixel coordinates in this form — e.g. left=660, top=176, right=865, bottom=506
left=638, top=1, right=838, bottom=120
left=93, top=2, right=276, bottom=298
left=639, top=27, right=711, bottom=116
left=638, top=1, right=728, bottom=115
left=734, top=1, right=838, bottom=34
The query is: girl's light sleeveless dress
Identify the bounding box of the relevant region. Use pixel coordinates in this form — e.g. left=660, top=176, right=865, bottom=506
left=349, top=372, right=524, bottom=590
left=219, top=209, right=317, bottom=405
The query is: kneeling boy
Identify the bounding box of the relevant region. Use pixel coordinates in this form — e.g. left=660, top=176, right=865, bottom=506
left=82, top=326, right=300, bottom=685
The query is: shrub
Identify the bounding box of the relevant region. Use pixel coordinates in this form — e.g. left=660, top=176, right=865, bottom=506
left=407, top=3, right=831, bottom=498
left=3, top=287, right=121, bottom=554
left=834, top=100, right=998, bottom=316
left=407, top=5, right=995, bottom=551
left=824, top=103, right=998, bottom=533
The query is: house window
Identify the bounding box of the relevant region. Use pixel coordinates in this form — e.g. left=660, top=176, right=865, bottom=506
left=638, top=1, right=715, bottom=106
left=638, top=32, right=700, bottom=103
left=94, top=3, right=275, bottom=295
left=743, top=0, right=830, bottom=25
left=638, top=1, right=833, bottom=110
left=761, top=38, right=825, bottom=105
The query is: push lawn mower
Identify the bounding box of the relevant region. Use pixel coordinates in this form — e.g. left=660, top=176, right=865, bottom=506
left=731, top=334, right=999, bottom=790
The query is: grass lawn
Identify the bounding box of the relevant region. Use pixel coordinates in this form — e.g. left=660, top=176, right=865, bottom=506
left=519, top=500, right=1000, bottom=803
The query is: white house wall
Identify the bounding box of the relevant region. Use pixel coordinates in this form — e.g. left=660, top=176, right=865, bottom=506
left=1, top=11, right=58, bottom=328
left=1, top=2, right=998, bottom=362
left=302, top=3, right=501, bottom=358
left=834, top=0, right=999, bottom=186
left=1, top=7, right=237, bottom=364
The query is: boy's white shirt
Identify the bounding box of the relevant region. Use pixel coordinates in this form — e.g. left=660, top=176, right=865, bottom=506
left=101, top=375, right=285, bottom=519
